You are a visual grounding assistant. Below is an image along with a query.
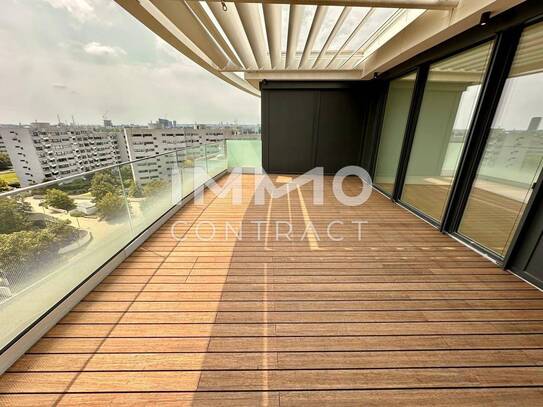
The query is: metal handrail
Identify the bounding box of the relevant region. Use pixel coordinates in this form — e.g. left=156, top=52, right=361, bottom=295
left=0, top=140, right=226, bottom=199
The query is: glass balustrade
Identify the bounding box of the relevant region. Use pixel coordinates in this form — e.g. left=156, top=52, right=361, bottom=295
left=226, top=139, right=262, bottom=169
left=0, top=143, right=228, bottom=352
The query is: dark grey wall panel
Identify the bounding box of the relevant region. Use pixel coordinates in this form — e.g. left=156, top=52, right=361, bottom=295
left=315, top=90, right=363, bottom=174
left=266, top=90, right=318, bottom=173
left=261, top=81, right=383, bottom=174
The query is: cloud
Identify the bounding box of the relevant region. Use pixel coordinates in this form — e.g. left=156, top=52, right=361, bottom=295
left=42, top=0, right=95, bottom=22
left=83, top=41, right=126, bottom=57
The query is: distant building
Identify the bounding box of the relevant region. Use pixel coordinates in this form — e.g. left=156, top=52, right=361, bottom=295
left=0, top=123, right=128, bottom=187
left=103, top=119, right=113, bottom=128
left=123, top=126, right=229, bottom=184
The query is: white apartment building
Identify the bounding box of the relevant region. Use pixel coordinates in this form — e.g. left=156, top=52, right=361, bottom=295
left=123, top=126, right=228, bottom=184
left=0, top=123, right=128, bottom=187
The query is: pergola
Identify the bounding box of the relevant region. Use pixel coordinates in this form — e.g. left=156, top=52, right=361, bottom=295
left=115, top=0, right=525, bottom=96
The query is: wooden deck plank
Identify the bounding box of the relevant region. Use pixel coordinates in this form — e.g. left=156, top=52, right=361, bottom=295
left=1, top=174, right=543, bottom=403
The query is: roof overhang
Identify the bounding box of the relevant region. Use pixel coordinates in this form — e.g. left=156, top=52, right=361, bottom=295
left=115, top=0, right=526, bottom=97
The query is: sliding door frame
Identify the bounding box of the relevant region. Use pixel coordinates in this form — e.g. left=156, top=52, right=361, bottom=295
left=371, top=1, right=543, bottom=266
left=440, top=27, right=523, bottom=263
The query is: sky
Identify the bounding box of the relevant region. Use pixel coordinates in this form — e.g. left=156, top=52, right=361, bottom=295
left=0, top=0, right=260, bottom=125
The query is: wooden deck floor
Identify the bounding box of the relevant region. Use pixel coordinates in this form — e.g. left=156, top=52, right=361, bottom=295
left=2, top=174, right=543, bottom=406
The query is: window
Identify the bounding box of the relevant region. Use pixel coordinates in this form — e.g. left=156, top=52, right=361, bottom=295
left=401, top=42, right=494, bottom=222
left=374, top=72, right=416, bottom=195
left=458, top=23, right=543, bottom=256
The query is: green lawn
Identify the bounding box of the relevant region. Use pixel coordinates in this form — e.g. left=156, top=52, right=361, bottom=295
left=0, top=170, right=19, bottom=185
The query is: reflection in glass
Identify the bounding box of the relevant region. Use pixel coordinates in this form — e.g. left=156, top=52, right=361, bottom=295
left=374, top=73, right=416, bottom=194
left=401, top=42, right=494, bottom=222
left=459, top=23, right=543, bottom=256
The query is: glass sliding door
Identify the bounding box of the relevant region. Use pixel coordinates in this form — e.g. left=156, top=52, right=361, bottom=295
left=374, top=73, right=416, bottom=195
left=401, top=42, right=494, bottom=222
left=459, top=23, right=543, bottom=257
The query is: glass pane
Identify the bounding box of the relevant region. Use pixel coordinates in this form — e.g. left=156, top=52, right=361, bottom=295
left=118, top=153, right=180, bottom=236
left=0, top=167, right=133, bottom=349
left=402, top=41, right=494, bottom=222
left=226, top=139, right=262, bottom=169
left=179, top=148, right=195, bottom=198
left=459, top=23, right=543, bottom=256
left=374, top=72, right=416, bottom=194
left=193, top=145, right=208, bottom=189
left=206, top=141, right=227, bottom=178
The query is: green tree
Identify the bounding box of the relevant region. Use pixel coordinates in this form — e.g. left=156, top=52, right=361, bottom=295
left=0, top=198, right=31, bottom=234
left=0, top=153, right=11, bottom=170
left=0, top=220, right=78, bottom=272
left=119, top=166, right=134, bottom=188
left=0, top=179, right=9, bottom=192
left=143, top=180, right=168, bottom=197
left=96, top=191, right=126, bottom=220
left=128, top=180, right=144, bottom=198
left=44, top=189, right=76, bottom=211
left=90, top=172, right=119, bottom=201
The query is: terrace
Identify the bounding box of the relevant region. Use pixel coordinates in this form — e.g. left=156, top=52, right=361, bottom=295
left=2, top=173, right=543, bottom=404
left=1, top=0, right=543, bottom=405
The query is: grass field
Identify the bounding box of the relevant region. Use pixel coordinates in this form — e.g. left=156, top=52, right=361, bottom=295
left=0, top=170, right=19, bottom=185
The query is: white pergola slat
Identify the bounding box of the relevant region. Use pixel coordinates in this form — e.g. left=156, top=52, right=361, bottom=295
left=263, top=4, right=283, bottom=69
left=324, top=7, right=376, bottom=69
left=286, top=5, right=305, bottom=68
left=299, top=6, right=328, bottom=68
left=185, top=1, right=244, bottom=68
left=207, top=2, right=258, bottom=69
left=312, top=6, right=351, bottom=69
left=236, top=3, right=270, bottom=68
left=116, top=0, right=523, bottom=96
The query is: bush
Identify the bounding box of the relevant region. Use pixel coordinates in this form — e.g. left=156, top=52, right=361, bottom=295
left=96, top=191, right=126, bottom=220
left=143, top=180, right=168, bottom=197
left=0, top=198, right=31, bottom=234
left=0, top=153, right=11, bottom=171
left=70, top=210, right=84, bottom=217
left=0, top=219, right=78, bottom=272
left=0, top=179, right=9, bottom=192
left=44, top=189, right=76, bottom=211
left=58, top=177, right=91, bottom=194
left=90, top=172, right=119, bottom=202
left=128, top=180, right=144, bottom=198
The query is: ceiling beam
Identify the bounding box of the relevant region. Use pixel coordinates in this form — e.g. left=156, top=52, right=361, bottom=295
left=235, top=3, right=270, bottom=69
left=207, top=1, right=258, bottom=69
left=312, top=6, right=351, bottom=69
left=262, top=4, right=282, bottom=69
left=185, top=1, right=243, bottom=68
left=286, top=5, right=304, bottom=69
left=299, top=6, right=327, bottom=68
left=245, top=69, right=362, bottom=80
left=199, top=0, right=458, bottom=10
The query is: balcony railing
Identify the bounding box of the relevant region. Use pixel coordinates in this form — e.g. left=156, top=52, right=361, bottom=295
left=0, top=138, right=261, bottom=365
